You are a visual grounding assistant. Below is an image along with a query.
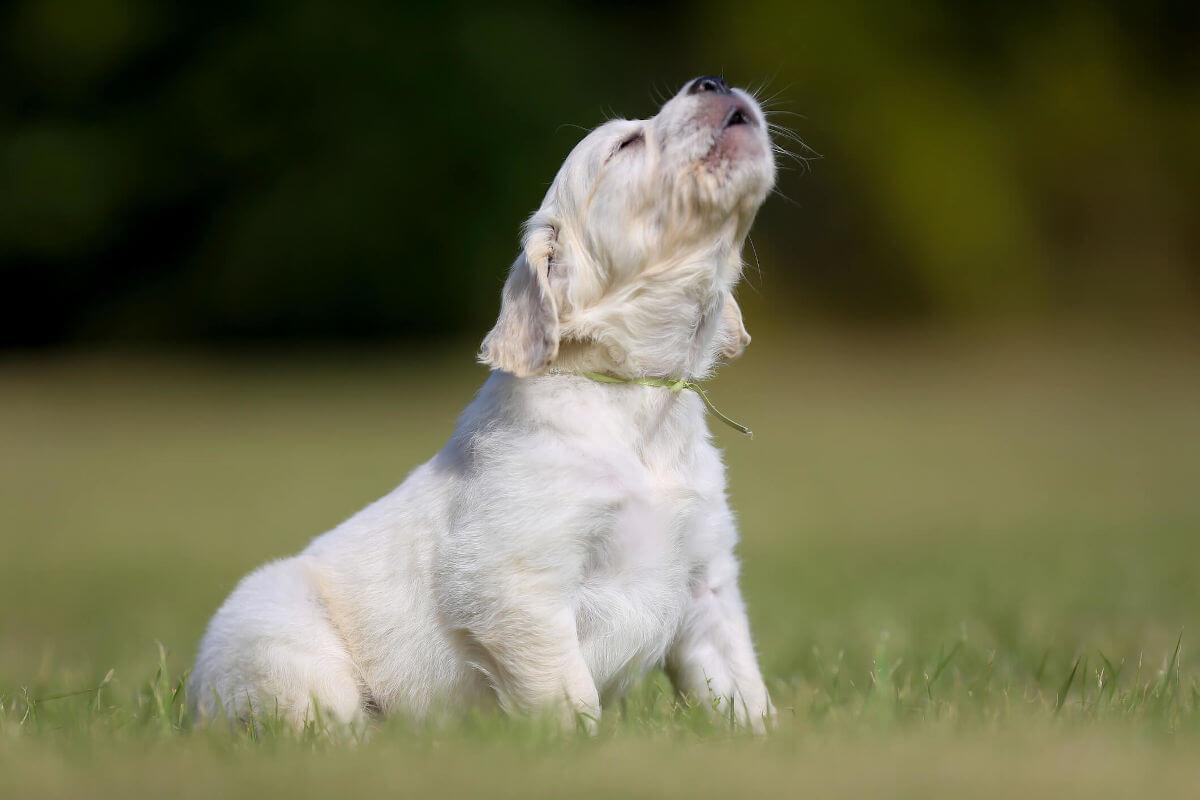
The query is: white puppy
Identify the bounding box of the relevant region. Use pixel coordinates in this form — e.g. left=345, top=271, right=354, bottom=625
left=190, top=76, right=777, bottom=731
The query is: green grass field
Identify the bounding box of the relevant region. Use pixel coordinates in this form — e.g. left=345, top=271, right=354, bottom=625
left=2, top=327, right=1199, bottom=797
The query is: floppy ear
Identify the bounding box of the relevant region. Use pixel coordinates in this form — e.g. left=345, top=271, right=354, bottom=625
left=718, top=294, right=752, bottom=360
left=479, top=226, right=559, bottom=377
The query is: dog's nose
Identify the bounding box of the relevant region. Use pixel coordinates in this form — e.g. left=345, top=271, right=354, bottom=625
left=687, top=75, right=731, bottom=96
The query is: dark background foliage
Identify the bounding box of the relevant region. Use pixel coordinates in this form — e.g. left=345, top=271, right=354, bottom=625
left=3, top=0, right=1197, bottom=346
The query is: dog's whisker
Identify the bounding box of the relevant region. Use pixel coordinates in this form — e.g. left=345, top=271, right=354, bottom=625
left=743, top=233, right=765, bottom=293
left=757, top=83, right=794, bottom=109
left=758, top=98, right=795, bottom=111
left=770, top=137, right=818, bottom=161
left=771, top=143, right=819, bottom=166
left=557, top=122, right=594, bottom=136
left=764, top=109, right=807, bottom=120
left=767, top=129, right=820, bottom=161
left=770, top=186, right=804, bottom=208
left=749, top=68, right=782, bottom=104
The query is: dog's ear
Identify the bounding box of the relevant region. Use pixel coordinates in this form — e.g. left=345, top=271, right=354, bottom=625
left=718, top=294, right=752, bottom=360
left=479, top=224, right=559, bottom=377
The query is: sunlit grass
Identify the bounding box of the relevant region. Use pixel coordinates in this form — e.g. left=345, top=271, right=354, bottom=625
left=2, top=327, right=1198, bottom=796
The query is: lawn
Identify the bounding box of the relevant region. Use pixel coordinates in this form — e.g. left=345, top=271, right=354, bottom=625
left=2, top=326, right=1198, bottom=797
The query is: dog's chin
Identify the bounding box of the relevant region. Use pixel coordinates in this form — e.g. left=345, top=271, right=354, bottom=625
left=706, top=114, right=757, bottom=156
left=694, top=131, right=773, bottom=215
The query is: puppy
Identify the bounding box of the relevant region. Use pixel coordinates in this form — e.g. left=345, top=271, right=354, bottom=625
left=190, top=75, right=777, bottom=731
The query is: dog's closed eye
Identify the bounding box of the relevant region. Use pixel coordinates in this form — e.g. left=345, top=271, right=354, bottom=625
left=616, top=132, right=643, bottom=152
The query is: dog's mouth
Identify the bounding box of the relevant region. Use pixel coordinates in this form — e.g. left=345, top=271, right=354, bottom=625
left=700, top=98, right=762, bottom=169
left=722, top=105, right=751, bottom=130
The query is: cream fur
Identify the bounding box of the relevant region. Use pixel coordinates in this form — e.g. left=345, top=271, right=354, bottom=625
left=190, top=78, right=776, bottom=732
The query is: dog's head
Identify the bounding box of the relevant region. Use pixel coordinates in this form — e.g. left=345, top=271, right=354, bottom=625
left=481, top=76, right=775, bottom=379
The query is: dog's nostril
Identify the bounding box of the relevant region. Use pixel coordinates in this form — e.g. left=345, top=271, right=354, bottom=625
left=688, top=75, right=730, bottom=95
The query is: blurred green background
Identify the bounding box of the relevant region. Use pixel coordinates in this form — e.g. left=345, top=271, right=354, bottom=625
left=3, top=2, right=1200, bottom=797
left=2, top=0, right=1198, bottom=346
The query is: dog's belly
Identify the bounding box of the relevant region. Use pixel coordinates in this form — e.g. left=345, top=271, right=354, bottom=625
left=573, top=486, right=698, bottom=698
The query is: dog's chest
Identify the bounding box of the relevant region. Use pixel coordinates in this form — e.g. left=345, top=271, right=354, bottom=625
left=574, top=457, right=717, bottom=695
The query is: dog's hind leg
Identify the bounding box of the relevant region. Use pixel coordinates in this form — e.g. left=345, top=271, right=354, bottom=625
left=190, top=557, right=365, bottom=730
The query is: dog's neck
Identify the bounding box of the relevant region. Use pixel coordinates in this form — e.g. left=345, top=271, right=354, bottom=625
left=551, top=255, right=739, bottom=380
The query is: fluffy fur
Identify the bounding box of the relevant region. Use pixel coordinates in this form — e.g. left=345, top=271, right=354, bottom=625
left=190, top=77, right=777, bottom=731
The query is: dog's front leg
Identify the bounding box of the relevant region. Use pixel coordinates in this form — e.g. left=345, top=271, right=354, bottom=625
left=471, top=600, right=600, bottom=732
left=666, top=550, right=774, bottom=733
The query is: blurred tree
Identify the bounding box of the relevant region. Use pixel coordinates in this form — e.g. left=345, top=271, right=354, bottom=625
left=1, top=0, right=1196, bottom=346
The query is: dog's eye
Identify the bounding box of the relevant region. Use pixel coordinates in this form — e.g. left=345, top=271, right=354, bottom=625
left=616, top=132, right=643, bottom=152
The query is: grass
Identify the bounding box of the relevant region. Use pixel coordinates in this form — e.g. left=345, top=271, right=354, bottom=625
left=2, top=325, right=1199, bottom=797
